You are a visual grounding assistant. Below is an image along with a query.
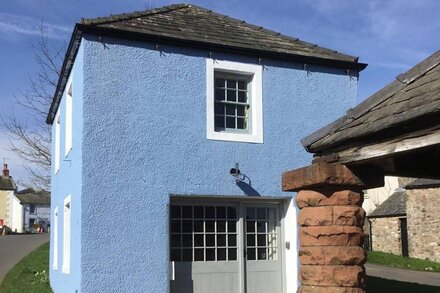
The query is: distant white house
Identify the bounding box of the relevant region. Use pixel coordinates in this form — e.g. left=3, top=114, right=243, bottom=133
left=0, top=164, right=50, bottom=233
left=15, top=188, right=51, bottom=232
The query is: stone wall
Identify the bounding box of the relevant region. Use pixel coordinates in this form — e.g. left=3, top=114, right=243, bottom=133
left=370, top=217, right=402, bottom=255
left=407, top=188, right=440, bottom=262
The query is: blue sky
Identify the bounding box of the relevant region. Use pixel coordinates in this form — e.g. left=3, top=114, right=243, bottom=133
left=1, top=0, right=439, bottom=184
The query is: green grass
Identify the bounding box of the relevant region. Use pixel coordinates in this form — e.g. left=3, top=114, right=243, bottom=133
left=0, top=242, right=52, bottom=293
left=368, top=251, right=440, bottom=272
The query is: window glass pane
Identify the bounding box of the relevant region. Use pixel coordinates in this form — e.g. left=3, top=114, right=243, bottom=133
left=171, top=220, right=181, bottom=233
left=247, top=221, right=255, bottom=233
left=182, top=220, right=192, bottom=232
left=215, top=78, right=225, bottom=88
left=226, top=104, right=235, bottom=115
left=246, top=208, right=255, bottom=219
left=268, top=233, right=277, bottom=246
left=215, top=89, right=225, bottom=100
left=217, top=221, right=226, bottom=232
left=217, top=234, right=226, bottom=246
left=257, top=248, right=266, bottom=260
left=226, top=117, right=236, bottom=128
left=216, top=207, right=226, bottom=219
left=182, top=235, right=192, bottom=247
left=228, top=234, right=237, bottom=247
left=237, top=105, right=246, bottom=117
left=171, top=234, right=181, bottom=248
left=227, top=90, right=236, bottom=102
left=237, top=118, right=246, bottom=130
left=206, top=207, right=215, bottom=219
left=257, top=208, right=266, bottom=219
left=247, top=234, right=255, bottom=246
left=194, top=220, right=204, bottom=232
left=171, top=249, right=181, bottom=261
left=257, top=221, right=266, bottom=233
left=228, top=221, right=236, bottom=232
left=182, top=206, right=192, bottom=218
left=238, top=80, right=246, bottom=90
left=215, top=103, right=225, bottom=115
left=194, top=234, right=204, bottom=247
left=238, top=91, right=247, bottom=103
left=217, top=248, right=226, bottom=261
left=206, top=248, right=215, bottom=261
left=227, top=207, right=237, bottom=219
left=268, top=248, right=277, bottom=260
left=257, top=234, right=266, bottom=247
left=215, top=116, right=225, bottom=129
left=195, top=249, right=204, bottom=261
left=227, top=79, right=236, bottom=89
left=182, top=249, right=192, bottom=262
left=228, top=248, right=237, bottom=260
left=247, top=248, right=256, bottom=260
left=206, top=221, right=215, bottom=232
left=206, top=234, right=215, bottom=247
left=171, top=205, right=180, bottom=218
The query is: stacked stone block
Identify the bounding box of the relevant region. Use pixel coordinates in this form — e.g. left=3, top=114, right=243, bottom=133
left=283, top=163, right=383, bottom=293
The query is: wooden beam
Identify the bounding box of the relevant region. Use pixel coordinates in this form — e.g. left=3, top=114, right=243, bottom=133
left=336, top=126, right=440, bottom=164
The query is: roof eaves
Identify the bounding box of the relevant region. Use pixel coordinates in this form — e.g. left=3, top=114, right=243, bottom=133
left=302, top=50, right=440, bottom=153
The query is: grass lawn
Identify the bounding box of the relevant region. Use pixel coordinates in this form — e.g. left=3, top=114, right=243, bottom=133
left=0, top=242, right=52, bottom=293
left=368, top=251, right=440, bottom=272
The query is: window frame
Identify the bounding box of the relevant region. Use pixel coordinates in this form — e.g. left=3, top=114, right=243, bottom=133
left=53, top=206, right=59, bottom=270
left=29, top=204, right=36, bottom=214
left=62, top=195, right=71, bottom=274
left=54, top=111, right=61, bottom=174
left=206, top=59, right=263, bottom=143
left=65, top=81, right=73, bottom=157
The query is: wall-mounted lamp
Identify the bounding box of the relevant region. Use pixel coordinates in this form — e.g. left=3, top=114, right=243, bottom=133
left=230, top=163, right=242, bottom=182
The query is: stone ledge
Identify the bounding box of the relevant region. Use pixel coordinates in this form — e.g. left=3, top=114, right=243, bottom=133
left=300, top=226, right=364, bottom=246
left=282, top=163, right=383, bottom=191
left=300, top=265, right=365, bottom=287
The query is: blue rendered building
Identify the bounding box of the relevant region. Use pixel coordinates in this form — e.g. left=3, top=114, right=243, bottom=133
left=47, top=4, right=366, bottom=293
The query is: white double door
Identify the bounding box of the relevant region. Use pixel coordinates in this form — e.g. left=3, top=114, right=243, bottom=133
left=170, top=200, right=283, bottom=293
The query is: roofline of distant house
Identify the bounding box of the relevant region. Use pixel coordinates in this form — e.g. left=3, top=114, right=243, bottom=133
left=46, top=23, right=368, bottom=124
left=367, top=213, right=406, bottom=219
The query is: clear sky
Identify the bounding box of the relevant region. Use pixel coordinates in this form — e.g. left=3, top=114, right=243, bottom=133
left=1, top=0, right=439, bottom=184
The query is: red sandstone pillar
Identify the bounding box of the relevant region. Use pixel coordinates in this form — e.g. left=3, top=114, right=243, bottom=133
left=282, top=163, right=383, bottom=293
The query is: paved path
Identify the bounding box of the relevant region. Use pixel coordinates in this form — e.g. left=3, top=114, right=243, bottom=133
left=366, top=263, right=440, bottom=287
left=0, top=234, right=49, bottom=282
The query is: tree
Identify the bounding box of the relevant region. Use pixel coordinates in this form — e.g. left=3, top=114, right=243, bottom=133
left=2, top=24, right=64, bottom=190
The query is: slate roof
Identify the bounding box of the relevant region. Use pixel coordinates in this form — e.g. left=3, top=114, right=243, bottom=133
left=15, top=188, right=50, bottom=205
left=368, top=189, right=407, bottom=218
left=0, top=176, right=16, bottom=191
left=405, top=178, right=440, bottom=190
left=303, top=50, right=440, bottom=153
left=47, top=3, right=366, bottom=124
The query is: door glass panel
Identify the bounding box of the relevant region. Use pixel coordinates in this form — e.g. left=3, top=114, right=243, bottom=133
left=245, top=206, right=279, bottom=261
left=170, top=204, right=238, bottom=262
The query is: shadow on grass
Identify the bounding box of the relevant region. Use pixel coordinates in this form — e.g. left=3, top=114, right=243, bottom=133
left=367, top=276, right=440, bottom=293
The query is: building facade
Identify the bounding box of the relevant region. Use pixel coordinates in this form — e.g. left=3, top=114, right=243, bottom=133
left=47, top=4, right=366, bottom=293
left=0, top=164, right=19, bottom=231
left=15, top=189, right=51, bottom=232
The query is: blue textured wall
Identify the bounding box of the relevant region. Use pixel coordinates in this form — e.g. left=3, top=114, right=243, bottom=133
left=78, top=34, right=357, bottom=293
left=53, top=33, right=357, bottom=292
left=50, top=44, right=83, bottom=292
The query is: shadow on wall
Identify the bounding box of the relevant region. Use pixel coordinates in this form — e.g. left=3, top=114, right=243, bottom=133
left=235, top=175, right=261, bottom=196
left=366, top=276, right=440, bottom=293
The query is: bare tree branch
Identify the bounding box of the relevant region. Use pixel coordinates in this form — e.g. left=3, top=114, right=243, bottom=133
left=1, top=23, right=65, bottom=190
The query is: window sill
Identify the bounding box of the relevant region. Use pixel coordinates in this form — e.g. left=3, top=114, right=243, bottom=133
left=207, top=131, right=263, bottom=144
